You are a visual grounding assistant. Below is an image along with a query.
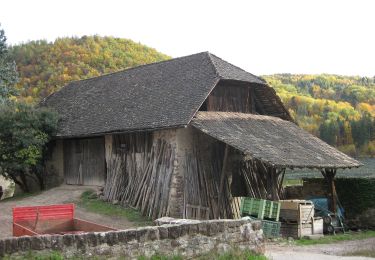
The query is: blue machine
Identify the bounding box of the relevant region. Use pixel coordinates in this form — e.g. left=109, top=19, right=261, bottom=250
left=307, top=197, right=345, bottom=234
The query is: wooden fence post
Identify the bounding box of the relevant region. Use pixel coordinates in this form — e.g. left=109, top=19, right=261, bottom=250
left=321, top=169, right=337, bottom=213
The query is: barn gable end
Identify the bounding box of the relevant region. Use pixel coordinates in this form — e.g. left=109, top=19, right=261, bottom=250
left=44, top=52, right=361, bottom=220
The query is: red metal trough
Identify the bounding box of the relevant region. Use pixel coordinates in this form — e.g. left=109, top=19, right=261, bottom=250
left=13, top=203, right=116, bottom=237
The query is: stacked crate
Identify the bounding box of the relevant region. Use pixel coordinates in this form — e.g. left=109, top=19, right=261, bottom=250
left=279, top=200, right=323, bottom=238
left=240, top=198, right=281, bottom=238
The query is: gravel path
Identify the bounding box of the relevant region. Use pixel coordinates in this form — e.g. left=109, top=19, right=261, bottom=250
left=266, top=237, right=375, bottom=260
left=0, top=185, right=135, bottom=239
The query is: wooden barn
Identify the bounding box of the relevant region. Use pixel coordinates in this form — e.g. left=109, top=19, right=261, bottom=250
left=42, top=52, right=361, bottom=219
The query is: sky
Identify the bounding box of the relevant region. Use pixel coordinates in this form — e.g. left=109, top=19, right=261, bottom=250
left=2, top=0, right=375, bottom=76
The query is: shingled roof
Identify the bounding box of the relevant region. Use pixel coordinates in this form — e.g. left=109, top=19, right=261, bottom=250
left=42, top=52, right=287, bottom=137
left=191, top=112, right=361, bottom=169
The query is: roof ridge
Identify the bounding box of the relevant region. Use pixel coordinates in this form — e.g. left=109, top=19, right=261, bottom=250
left=195, top=111, right=284, bottom=121
left=206, top=52, right=221, bottom=78
left=58, top=51, right=211, bottom=86
left=208, top=53, right=267, bottom=84
left=42, top=51, right=212, bottom=104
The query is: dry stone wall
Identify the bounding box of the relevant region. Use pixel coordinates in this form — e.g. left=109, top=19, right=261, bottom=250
left=0, top=219, right=264, bottom=259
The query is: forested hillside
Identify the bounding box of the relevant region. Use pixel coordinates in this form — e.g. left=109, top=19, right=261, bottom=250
left=263, top=74, right=375, bottom=156
left=10, top=36, right=170, bottom=102
left=8, top=37, right=375, bottom=156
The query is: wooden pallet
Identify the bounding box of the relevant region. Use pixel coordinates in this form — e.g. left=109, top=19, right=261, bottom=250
left=279, top=200, right=314, bottom=223
left=280, top=217, right=323, bottom=238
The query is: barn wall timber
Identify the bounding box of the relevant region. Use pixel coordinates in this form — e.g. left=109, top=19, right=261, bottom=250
left=44, top=140, right=64, bottom=188
left=177, top=126, right=242, bottom=219
left=175, top=127, right=197, bottom=218
left=103, top=130, right=178, bottom=219
left=200, top=80, right=291, bottom=121
left=167, top=129, right=184, bottom=218
left=63, top=138, right=106, bottom=186
left=202, top=80, right=256, bottom=113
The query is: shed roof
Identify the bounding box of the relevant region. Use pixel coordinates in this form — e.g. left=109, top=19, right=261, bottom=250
left=191, top=112, right=361, bottom=169
left=42, top=52, right=290, bottom=137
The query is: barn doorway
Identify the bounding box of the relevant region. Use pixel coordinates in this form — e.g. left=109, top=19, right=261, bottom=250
left=63, top=137, right=106, bottom=186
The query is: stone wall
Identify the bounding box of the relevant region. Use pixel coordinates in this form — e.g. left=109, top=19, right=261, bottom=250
left=0, top=175, right=14, bottom=200
left=0, top=219, right=264, bottom=259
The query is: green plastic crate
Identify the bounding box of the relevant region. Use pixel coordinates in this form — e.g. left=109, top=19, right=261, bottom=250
left=241, top=198, right=266, bottom=219
left=264, top=201, right=281, bottom=221
left=261, top=220, right=281, bottom=238
left=240, top=198, right=280, bottom=221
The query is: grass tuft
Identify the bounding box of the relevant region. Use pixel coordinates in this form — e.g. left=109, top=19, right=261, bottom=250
left=1, top=191, right=42, bottom=202
left=345, top=249, right=375, bottom=258
left=137, top=254, right=183, bottom=260
left=296, top=230, right=375, bottom=246
left=79, top=189, right=152, bottom=226
left=195, top=249, right=268, bottom=260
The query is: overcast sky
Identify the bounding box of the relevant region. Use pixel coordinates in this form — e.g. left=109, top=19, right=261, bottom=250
left=2, top=0, right=374, bottom=76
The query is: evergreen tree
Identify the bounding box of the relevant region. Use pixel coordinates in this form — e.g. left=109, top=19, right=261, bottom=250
left=351, top=113, right=372, bottom=147
left=0, top=25, right=18, bottom=103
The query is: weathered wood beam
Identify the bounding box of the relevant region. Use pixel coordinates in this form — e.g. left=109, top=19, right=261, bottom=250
left=250, top=87, right=256, bottom=113
left=254, top=93, right=266, bottom=114
left=217, top=144, right=229, bottom=217
left=321, top=169, right=337, bottom=213
left=277, top=168, right=286, bottom=199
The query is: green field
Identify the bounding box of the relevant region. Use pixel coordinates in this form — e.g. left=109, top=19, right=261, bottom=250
left=285, top=158, right=375, bottom=179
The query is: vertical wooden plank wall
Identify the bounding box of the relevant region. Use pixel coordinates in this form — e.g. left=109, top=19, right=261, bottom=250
left=177, top=127, right=241, bottom=219
left=103, top=130, right=177, bottom=219
left=205, top=81, right=256, bottom=113
left=63, top=138, right=106, bottom=185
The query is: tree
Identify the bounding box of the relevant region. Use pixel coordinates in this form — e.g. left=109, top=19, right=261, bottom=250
left=0, top=25, right=18, bottom=103
left=0, top=103, right=58, bottom=192
left=0, top=26, right=59, bottom=192
left=319, top=120, right=339, bottom=145
left=351, top=113, right=373, bottom=147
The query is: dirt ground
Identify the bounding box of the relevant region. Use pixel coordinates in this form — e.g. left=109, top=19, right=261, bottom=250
left=266, top=237, right=375, bottom=260
left=0, top=185, right=135, bottom=239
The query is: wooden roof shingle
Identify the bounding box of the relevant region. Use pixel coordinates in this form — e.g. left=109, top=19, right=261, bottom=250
left=191, top=112, right=361, bottom=169
left=42, top=52, right=277, bottom=137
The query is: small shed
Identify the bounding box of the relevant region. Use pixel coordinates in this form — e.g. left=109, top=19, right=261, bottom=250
left=42, top=52, right=361, bottom=219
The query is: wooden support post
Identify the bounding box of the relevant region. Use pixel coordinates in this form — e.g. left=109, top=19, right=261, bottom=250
left=321, top=169, right=337, bottom=213
left=277, top=168, right=286, bottom=199
left=217, top=144, right=229, bottom=217
left=269, top=167, right=278, bottom=201
left=250, top=87, right=256, bottom=113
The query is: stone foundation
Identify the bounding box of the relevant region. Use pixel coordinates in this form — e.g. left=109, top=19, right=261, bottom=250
left=0, top=218, right=264, bottom=259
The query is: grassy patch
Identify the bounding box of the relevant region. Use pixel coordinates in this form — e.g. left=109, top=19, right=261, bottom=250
left=3, top=250, right=65, bottom=260
left=296, top=230, right=375, bottom=246
left=5, top=250, right=268, bottom=260
left=345, top=249, right=375, bottom=258
left=195, top=249, right=268, bottom=260
left=137, top=250, right=267, bottom=260
left=138, top=255, right=183, bottom=260
left=1, top=191, right=42, bottom=202
left=79, top=190, right=152, bottom=226
left=283, top=179, right=303, bottom=187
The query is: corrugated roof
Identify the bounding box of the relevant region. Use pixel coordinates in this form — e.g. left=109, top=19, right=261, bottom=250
left=42, top=52, right=288, bottom=137
left=191, top=112, right=361, bottom=169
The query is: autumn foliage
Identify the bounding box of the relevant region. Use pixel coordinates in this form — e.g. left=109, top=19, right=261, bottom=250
left=264, top=74, right=375, bottom=156
left=7, top=38, right=375, bottom=156
left=10, top=36, right=170, bottom=102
